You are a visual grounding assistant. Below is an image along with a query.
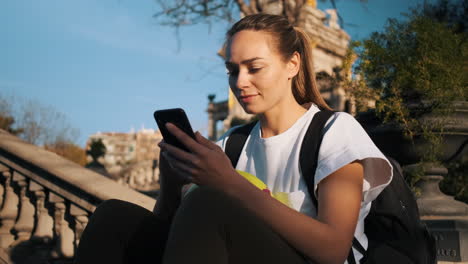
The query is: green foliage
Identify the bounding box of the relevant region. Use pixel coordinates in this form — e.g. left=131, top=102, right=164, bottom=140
left=86, top=139, right=107, bottom=162
left=441, top=159, right=468, bottom=204
left=403, top=163, right=426, bottom=197
left=0, top=115, right=24, bottom=135
left=341, top=41, right=380, bottom=113
left=345, top=1, right=468, bottom=197
left=350, top=4, right=467, bottom=163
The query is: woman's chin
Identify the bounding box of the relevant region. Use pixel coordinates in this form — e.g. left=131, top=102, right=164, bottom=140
left=241, top=104, right=262, bottom=115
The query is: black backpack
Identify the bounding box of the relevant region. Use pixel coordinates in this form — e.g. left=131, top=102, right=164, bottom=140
left=225, top=110, right=436, bottom=264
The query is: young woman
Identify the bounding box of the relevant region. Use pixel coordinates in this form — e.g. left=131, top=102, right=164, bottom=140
left=75, top=14, right=392, bottom=264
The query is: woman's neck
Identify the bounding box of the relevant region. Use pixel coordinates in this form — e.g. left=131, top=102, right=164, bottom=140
left=259, top=101, right=307, bottom=138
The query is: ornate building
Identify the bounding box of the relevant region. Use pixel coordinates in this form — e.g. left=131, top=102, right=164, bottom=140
left=207, top=0, right=354, bottom=140
left=86, top=128, right=162, bottom=192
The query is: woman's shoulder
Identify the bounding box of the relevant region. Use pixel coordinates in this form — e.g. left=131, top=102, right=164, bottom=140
left=318, top=110, right=386, bottom=164
left=316, top=111, right=393, bottom=203
left=322, top=111, right=366, bottom=136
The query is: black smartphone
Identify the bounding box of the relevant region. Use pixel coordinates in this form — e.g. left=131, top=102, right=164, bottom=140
left=153, top=108, right=196, bottom=152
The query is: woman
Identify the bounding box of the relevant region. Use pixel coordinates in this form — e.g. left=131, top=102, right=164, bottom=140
left=75, top=14, right=392, bottom=264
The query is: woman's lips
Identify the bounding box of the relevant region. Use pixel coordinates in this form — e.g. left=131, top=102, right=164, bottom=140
left=240, top=94, right=258, bottom=103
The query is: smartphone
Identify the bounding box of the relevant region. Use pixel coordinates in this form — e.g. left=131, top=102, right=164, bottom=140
left=153, top=108, right=196, bottom=152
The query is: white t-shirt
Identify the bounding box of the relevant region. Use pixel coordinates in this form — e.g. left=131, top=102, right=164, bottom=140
left=216, top=104, right=393, bottom=264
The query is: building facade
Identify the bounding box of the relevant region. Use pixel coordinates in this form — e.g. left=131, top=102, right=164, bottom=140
left=86, top=128, right=162, bottom=191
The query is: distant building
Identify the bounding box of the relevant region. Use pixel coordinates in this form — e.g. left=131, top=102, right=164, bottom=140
left=86, top=128, right=162, bottom=191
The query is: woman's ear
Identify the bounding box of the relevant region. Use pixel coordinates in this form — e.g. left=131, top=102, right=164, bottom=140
left=287, top=51, right=301, bottom=79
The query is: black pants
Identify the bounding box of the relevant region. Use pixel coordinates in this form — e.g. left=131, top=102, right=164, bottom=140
left=75, top=187, right=308, bottom=264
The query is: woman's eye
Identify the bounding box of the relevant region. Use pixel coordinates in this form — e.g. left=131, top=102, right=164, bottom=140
left=226, top=69, right=238, bottom=76
left=249, top=68, right=261, bottom=74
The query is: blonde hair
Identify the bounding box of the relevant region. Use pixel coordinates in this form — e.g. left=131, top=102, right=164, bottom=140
left=226, top=14, right=331, bottom=110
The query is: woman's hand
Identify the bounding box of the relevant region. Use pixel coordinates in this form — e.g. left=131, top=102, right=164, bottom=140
left=153, top=142, right=191, bottom=219
left=158, top=123, right=239, bottom=190
left=158, top=150, right=191, bottom=197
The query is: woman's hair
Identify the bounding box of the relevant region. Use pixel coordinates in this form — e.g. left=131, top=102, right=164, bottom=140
left=226, top=14, right=331, bottom=110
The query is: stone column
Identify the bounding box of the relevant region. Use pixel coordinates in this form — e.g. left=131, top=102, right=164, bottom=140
left=0, top=169, right=19, bottom=248
left=30, top=182, right=53, bottom=242
left=0, top=164, right=8, bottom=207
left=50, top=193, right=74, bottom=258
left=405, top=163, right=468, bottom=262
left=207, top=99, right=216, bottom=141
left=70, top=204, right=88, bottom=251
left=12, top=174, right=35, bottom=245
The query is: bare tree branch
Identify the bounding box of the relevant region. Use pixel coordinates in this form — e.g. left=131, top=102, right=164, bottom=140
left=235, top=0, right=254, bottom=15
left=250, top=0, right=259, bottom=14
left=153, top=0, right=369, bottom=46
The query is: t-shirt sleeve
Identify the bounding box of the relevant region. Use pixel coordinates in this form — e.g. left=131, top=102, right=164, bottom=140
left=314, top=112, right=393, bottom=204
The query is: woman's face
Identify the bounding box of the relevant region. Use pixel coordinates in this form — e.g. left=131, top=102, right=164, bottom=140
left=225, top=30, right=299, bottom=115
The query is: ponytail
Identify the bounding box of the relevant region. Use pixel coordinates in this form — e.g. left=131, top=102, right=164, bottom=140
left=292, top=27, right=331, bottom=110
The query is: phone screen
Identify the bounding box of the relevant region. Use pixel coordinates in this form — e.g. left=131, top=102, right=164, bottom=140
left=153, top=108, right=196, bottom=152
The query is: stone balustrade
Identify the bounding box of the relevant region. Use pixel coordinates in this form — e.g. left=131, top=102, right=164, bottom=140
left=0, top=129, right=156, bottom=263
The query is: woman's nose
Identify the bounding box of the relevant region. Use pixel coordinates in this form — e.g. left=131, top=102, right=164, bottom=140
left=236, top=70, right=250, bottom=89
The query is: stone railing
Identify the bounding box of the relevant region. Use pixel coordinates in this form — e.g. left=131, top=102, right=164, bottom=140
left=0, top=130, right=156, bottom=263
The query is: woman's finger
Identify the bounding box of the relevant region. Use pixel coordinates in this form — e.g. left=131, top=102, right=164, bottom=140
left=195, top=131, right=220, bottom=151
left=162, top=151, right=194, bottom=182
left=159, top=140, right=196, bottom=165
left=165, top=123, right=206, bottom=154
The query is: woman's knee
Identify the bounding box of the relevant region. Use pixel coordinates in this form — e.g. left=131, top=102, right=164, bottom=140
left=92, top=199, right=129, bottom=218
left=183, top=187, right=234, bottom=208
left=175, top=186, right=242, bottom=222
left=89, top=199, right=153, bottom=227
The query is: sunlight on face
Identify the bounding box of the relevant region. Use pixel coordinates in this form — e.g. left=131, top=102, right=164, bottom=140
left=225, top=30, right=295, bottom=115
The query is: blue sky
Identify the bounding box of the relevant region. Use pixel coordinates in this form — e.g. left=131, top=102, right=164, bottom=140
left=1, top=0, right=425, bottom=146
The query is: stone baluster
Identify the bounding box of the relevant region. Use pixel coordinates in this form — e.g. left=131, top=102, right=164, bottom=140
left=0, top=169, right=19, bottom=248
left=30, top=182, right=53, bottom=242
left=49, top=193, right=74, bottom=258
left=0, top=164, right=8, bottom=207
left=12, top=173, right=35, bottom=245
left=70, top=204, right=88, bottom=251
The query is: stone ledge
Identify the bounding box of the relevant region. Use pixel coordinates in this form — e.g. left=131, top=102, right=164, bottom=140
left=0, top=130, right=156, bottom=212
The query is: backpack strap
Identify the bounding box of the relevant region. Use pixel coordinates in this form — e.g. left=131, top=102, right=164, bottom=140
left=299, top=110, right=335, bottom=203
left=225, top=121, right=257, bottom=168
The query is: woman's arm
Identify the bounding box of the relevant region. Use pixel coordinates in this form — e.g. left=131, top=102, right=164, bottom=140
left=159, top=123, right=363, bottom=264
left=226, top=161, right=363, bottom=264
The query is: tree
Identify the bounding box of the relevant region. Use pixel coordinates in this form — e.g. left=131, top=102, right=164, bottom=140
left=0, top=93, right=80, bottom=146
left=0, top=95, right=24, bottom=135
left=420, top=0, right=468, bottom=34
left=348, top=0, right=468, bottom=201
left=17, top=100, right=80, bottom=146
left=0, top=115, right=23, bottom=135
left=45, top=141, right=87, bottom=166
left=86, top=139, right=107, bottom=164
left=0, top=93, right=84, bottom=166
left=352, top=1, right=467, bottom=142
left=154, top=0, right=366, bottom=29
